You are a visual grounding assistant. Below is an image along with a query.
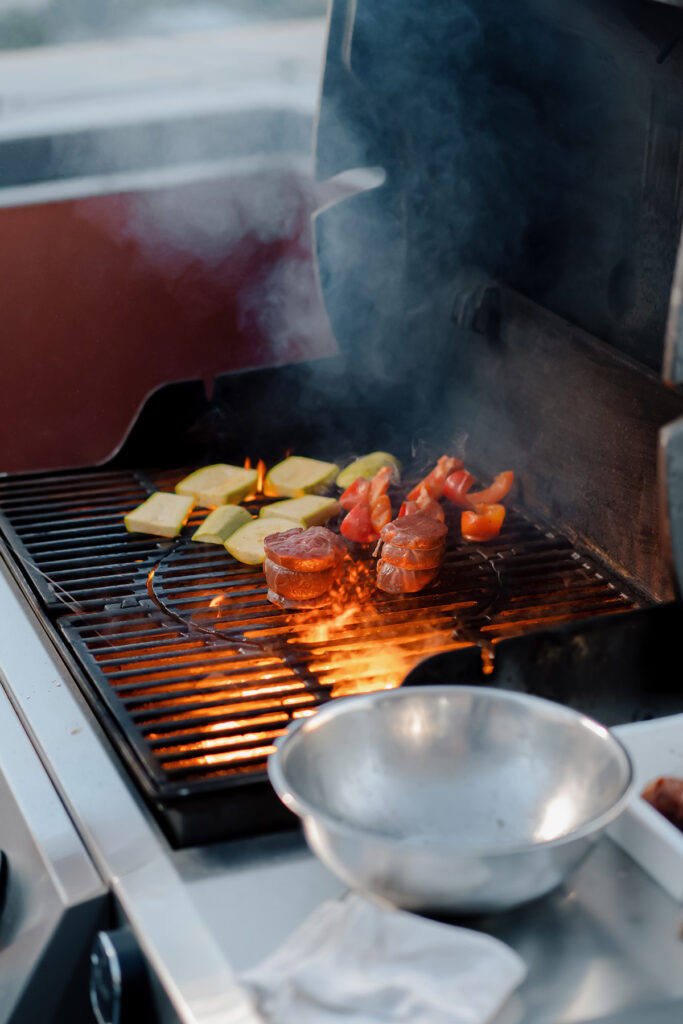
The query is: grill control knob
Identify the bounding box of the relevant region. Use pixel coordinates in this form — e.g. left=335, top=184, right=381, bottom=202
left=90, top=928, right=151, bottom=1024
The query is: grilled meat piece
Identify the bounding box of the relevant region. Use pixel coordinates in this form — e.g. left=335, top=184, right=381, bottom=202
left=376, top=511, right=447, bottom=592
left=376, top=559, right=438, bottom=594
left=642, top=777, right=683, bottom=831
left=380, top=541, right=446, bottom=570
left=379, top=512, right=447, bottom=550
left=264, top=558, right=339, bottom=600
left=264, top=526, right=345, bottom=572
left=266, top=588, right=328, bottom=610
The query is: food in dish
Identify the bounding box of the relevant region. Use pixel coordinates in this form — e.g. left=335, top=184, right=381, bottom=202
left=175, top=464, right=258, bottom=507
left=124, top=492, right=194, bottom=538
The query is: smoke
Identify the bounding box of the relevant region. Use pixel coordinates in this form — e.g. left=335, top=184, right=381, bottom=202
left=61, top=0, right=683, bottom=472
left=315, top=0, right=683, bottom=392
left=116, top=155, right=314, bottom=261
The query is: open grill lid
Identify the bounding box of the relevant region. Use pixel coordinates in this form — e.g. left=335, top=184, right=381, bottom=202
left=316, top=0, right=683, bottom=374
left=315, top=0, right=683, bottom=603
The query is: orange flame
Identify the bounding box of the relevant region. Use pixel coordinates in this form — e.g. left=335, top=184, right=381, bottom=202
left=285, top=558, right=452, bottom=698
left=243, top=457, right=266, bottom=499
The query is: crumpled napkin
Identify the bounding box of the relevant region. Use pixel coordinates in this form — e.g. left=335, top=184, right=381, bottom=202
left=242, top=893, right=526, bottom=1024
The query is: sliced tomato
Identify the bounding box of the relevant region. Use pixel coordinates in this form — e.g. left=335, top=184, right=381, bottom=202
left=468, top=471, right=514, bottom=506
left=461, top=504, right=506, bottom=542
left=340, top=502, right=379, bottom=544
left=443, top=470, right=475, bottom=508
left=398, top=500, right=421, bottom=517
left=369, top=465, right=393, bottom=506
left=340, top=477, right=371, bottom=511
left=407, top=455, right=463, bottom=502
left=370, top=493, right=392, bottom=532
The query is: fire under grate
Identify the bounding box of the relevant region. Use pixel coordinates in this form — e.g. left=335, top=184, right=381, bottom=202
left=0, top=466, right=642, bottom=845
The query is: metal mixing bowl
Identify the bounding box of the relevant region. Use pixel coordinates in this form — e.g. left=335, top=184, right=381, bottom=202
left=268, top=685, right=633, bottom=913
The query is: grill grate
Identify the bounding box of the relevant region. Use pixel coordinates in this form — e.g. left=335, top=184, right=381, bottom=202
left=0, top=466, right=641, bottom=845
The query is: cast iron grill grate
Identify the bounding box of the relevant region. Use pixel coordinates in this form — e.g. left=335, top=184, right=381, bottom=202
left=0, top=466, right=641, bottom=845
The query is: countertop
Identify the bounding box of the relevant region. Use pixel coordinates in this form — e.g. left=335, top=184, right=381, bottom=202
left=174, top=829, right=683, bottom=1024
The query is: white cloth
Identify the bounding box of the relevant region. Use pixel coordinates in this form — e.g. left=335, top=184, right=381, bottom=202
left=242, top=894, right=527, bottom=1024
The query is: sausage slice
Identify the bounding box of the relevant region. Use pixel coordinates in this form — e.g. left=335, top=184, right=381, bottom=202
left=376, top=559, right=439, bottom=594
left=264, top=558, right=340, bottom=600
left=380, top=541, right=445, bottom=570
left=264, top=526, right=345, bottom=572
left=379, top=512, right=447, bottom=550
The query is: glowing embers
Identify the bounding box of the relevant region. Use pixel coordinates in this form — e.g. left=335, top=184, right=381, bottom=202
left=140, top=691, right=315, bottom=729
left=38, top=468, right=640, bottom=799
left=167, top=744, right=278, bottom=772
left=154, top=706, right=316, bottom=775
left=278, top=558, right=469, bottom=698
left=151, top=710, right=290, bottom=750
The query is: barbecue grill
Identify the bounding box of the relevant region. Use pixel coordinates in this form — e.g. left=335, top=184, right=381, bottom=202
left=3, top=1, right=683, bottom=1022
left=0, top=461, right=647, bottom=847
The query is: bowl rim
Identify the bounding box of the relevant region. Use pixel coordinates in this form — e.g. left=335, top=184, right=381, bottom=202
left=267, top=684, right=635, bottom=857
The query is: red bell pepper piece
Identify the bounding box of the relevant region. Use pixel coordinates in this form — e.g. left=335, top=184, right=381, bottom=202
left=443, top=470, right=476, bottom=508
left=461, top=504, right=506, bottom=542
left=398, top=500, right=420, bottom=517
left=370, top=493, right=392, bottom=532
left=341, top=466, right=394, bottom=542
left=407, top=456, right=463, bottom=502
left=340, top=502, right=379, bottom=544
left=414, top=494, right=446, bottom=521
left=468, top=471, right=514, bottom=506
left=340, top=477, right=371, bottom=511
left=369, top=465, right=393, bottom=506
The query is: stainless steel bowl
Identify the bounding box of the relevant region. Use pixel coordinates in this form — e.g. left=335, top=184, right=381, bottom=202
left=268, top=685, right=633, bottom=913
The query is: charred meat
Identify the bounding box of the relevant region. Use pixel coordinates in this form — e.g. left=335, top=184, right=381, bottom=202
left=264, top=526, right=345, bottom=606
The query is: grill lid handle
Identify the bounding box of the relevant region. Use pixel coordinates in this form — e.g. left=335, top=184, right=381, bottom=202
left=664, top=225, right=683, bottom=385
left=659, top=415, right=683, bottom=596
